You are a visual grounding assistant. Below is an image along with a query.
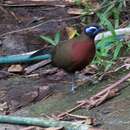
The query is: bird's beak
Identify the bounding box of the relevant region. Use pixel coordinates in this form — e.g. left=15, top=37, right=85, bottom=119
left=99, top=28, right=105, bottom=33
left=94, top=27, right=105, bottom=36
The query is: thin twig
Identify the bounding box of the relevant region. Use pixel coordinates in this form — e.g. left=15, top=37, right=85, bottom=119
left=115, top=64, right=130, bottom=72
left=0, top=16, right=80, bottom=37
left=0, top=3, right=67, bottom=7
left=57, top=72, right=130, bottom=119
left=10, top=11, right=22, bottom=23
left=25, top=59, right=51, bottom=74
left=67, top=114, right=91, bottom=120
left=0, top=5, right=9, bottom=14
left=57, top=102, right=87, bottom=119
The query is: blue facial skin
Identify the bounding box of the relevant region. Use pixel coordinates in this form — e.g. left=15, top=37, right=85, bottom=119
left=84, top=25, right=103, bottom=38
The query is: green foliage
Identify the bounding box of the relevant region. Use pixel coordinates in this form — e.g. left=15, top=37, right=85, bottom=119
left=92, top=0, right=127, bottom=71
left=40, top=35, right=55, bottom=46
left=54, top=32, right=61, bottom=45
left=98, top=0, right=124, bottom=28
left=93, top=35, right=124, bottom=71
left=97, top=13, right=116, bottom=36
left=74, top=0, right=94, bottom=17
left=40, top=32, right=61, bottom=46
left=74, top=0, right=81, bottom=5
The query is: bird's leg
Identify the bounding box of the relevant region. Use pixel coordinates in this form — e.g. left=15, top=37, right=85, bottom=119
left=69, top=73, right=77, bottom=93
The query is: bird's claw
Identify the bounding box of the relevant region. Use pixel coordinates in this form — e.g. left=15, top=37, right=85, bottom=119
left=70, top=85, right=77, bottom=93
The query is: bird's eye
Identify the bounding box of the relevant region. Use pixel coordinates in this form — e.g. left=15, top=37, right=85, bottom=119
left=84, top=25, right=102, bottom=38
left=85, top=27, right=97, bottom=33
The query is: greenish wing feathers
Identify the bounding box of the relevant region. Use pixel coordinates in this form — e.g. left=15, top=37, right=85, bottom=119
left=52, top=43, right=75, bottom=71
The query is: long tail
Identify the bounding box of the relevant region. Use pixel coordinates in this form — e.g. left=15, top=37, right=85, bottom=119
left=0, top=49, right=52, bottom=64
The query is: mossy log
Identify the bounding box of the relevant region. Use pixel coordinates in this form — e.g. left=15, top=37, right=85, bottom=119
left=0, top=115, right=91, bottom=130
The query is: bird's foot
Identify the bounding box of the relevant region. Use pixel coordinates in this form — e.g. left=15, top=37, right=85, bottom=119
left=70, top=83, right=77, bottom=93
left=69, top=74, right=77, bottom=94
left=69, top=73, right=77, bottom=93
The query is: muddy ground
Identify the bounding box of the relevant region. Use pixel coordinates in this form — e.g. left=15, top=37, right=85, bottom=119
left=0, top=0, right=129, bottom=130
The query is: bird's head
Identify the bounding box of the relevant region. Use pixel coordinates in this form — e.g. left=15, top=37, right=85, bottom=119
left=84, top=24, right=104, bottom=39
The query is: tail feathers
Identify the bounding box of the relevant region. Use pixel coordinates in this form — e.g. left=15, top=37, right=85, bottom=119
left=30, top=48, right=51, bottom=58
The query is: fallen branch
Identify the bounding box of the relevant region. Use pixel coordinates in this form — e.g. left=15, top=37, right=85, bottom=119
left=57, top=72, right=130, bottom=119
left=1, top=1, right=69, bottom=8
left=95, top=27, right=130, bottom=42
left=1, top=3, right=66, bottom=7
left=0, top=115, right=91, bottom=130
left=25, top=59, right=51, bottom=74
left=66, top=114, right=91, bottom=120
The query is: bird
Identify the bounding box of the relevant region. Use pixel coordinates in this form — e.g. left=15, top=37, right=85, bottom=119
left=0, top=25, right=103, bottom=92
left=30, top=24, right=104, bottom=92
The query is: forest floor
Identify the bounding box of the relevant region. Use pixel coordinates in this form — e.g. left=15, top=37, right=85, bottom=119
left=0, top=0, right=129, bottom=130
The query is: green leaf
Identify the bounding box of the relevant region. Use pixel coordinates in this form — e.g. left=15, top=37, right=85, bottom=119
left=92, top=0, right=125, bottom=71
left=113, top=8, right=119, bottom=28
left=103, top=3, right=115, bottom=16
left=96, top=36, right=115, bottom=50
left=113, top=42, right=123, bottom=59
left=40, top=35, right=56, bottom=46
left=74, top=0, right=81, bottom=5
left=54, top=32, right=61, bottom=45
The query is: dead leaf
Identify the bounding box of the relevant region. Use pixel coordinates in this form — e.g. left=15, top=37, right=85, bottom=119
left=0, top=102, right=8, bottom=112
left=85, top=117, right=94, bottom=125
left=83, top=64, right=98, bottom=75
left=8, top=64, right=23, bottom=73
left=124, top=57, right=130, bottom=64
left=66, top=27, right=77, bottom=39
left=67, top=8, right=84, bottom=15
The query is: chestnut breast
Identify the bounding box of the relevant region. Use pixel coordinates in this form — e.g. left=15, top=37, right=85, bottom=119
left=70, top=38, right=95, bottom=71
left=52, top=36, right=95, bottom=73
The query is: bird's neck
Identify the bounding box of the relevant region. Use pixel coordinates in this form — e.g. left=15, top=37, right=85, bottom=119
left=78, top=33, right=94, bottom=45
left=81, top=33, right=94, bottom=40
